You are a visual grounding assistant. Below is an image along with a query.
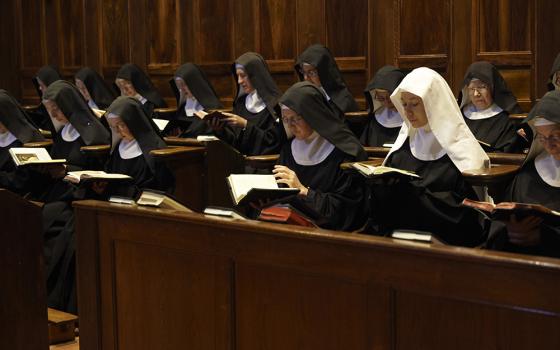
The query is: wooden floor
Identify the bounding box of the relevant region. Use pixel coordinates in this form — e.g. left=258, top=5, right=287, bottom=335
left=49, top=337, right=78, bottom=350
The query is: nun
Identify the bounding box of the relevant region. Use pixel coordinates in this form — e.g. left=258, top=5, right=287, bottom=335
left=458, top=61, right=523, bottom=152
left=485, top=91, right=560, bottom=258
left=359, top=65, right=406, bottom=147
left=31, top=65, right=64, bottom=129
left=272, top=81, right=368, bottom=231
left=548, top=53, right=560, bottom=91
left=0, top=90, right=45, bottom=194
left=115, top=63, right=167, bottom=117
left=364, top=67, right=489, bottom=247
left=295, top=44, right=359, bottom=119
left=168, top=62, right=222, bottom=137
left=75, top=67, right=117, bottom=110
left=211, top=52, right=285, bottom=155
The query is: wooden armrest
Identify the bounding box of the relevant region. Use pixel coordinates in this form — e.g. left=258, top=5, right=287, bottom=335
left=22, top=104, right=41, bottom=112
left=80, top=144, right=111, bottom=156
left=487, top=152, right=526, bottom=165
left=39, top=129, right=52, bottom=138
left=364, top=146, right=390, bottom=158
left=23, top=140, right=53, bottom=148
left=461, top=164, right=520, bottom=186
left=164, top=137, right=205, bottom=147
left=154, top=107, right=178, bottom=119
left=244, top=154, right=279, bottom=169
left=150, top=146, right=205, bottom=161
left=509, top=113, right=527, bottom=122
left=344, top=111, right=369, bottom=123
left=340, top=158, right=383, bottom=170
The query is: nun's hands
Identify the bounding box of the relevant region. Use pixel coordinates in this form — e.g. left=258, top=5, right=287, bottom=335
left=208, top=117, right=226, bottom=131
left=273, top=165, right=308, bottom=197
left=222, top=112, right=248, bottom=129
left=505, top=214, right=543, bottom=246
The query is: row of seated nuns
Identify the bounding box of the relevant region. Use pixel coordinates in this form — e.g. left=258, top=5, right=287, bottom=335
left=0, top=44, right=559, bottom=313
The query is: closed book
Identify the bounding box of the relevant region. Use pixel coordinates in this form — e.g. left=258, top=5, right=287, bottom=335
left=258, top=204, right=317, bottom=227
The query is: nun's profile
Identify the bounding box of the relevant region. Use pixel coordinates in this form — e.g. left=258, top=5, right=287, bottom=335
left=115, top=63, right=167, bottom=117
left=75, top=67, right=117, bottom=110
left=365, top=67, right=489, bottom=247
left=272, top=81, right=368, bottom=231
left=548, top=53, right=560, bottom=91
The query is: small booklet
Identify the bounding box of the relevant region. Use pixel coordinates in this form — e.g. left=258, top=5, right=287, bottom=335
left=350, top=162, right=420, bottom=179
left=194, top=110, right=229, bottom=123
left=391, top=229, right=432, bottom=243
left=64, top=170, right=133, bottom=184
left=461, top=198, right=560, bottom=224
left=203, top=206, right=248, bottom=220
left=226, top=174, right=300, bottom=206
left=136, top=189, right=193, bottom=212
left=196, top=135, right=220, bottom=142
left=9, top=147, right=66, bottom=166
left=258, top=204, right=317, bottom=228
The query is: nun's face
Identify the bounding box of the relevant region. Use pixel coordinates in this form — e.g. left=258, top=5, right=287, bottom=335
left=555, top=72, right=560, bottom=88
left=37, top=78, right=48, bottom=93
left=468, top=79, right=493, bottom=110
left=236, top=68, right=254, bottom=94
left=43, top=100, right=69, bottom=125
left=535, top=124, right=560, bottom=160
left=0, top=122, right=7, bottom=134
left=282, top=108, right=313, bottom=140
left=115, top=78, right=138, bottom=97
left=373, top=89, right=396, bottom=110
left=75, top=78, right=92, bottom=101
left=300, top=64, right=321, bottom=88
left=174, top=78, right=193, bottom=98
left=108, top=116, right=135, bottom=142
left=401, top=92, right=428, bottom=128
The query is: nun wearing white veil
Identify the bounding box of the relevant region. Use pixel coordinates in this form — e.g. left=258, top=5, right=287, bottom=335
left=364, top=67, right=489, bottom=247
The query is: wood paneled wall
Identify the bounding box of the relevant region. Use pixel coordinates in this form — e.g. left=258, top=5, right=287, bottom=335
left=1, top=0, right=559, bottom=112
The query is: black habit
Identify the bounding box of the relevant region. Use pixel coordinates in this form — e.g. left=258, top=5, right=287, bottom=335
left=116, top=63, right=167, bottom=117
left=75, top=66, right=117, bottom=109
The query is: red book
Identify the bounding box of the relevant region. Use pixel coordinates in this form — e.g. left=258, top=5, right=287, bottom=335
left=258, top=205, right=317, bottom=228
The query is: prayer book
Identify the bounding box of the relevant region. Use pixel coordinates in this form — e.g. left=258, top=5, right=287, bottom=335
left=64, top=171, right=132, bottom=184
left=194, top=110, right=229, bottom=123
left=258, top=204, right=317, bottom=227
left=461, top=198, right=560, bottom=225
left=137, top=189, right=193, bottom=212
left=203, top=206, right=248, bottom=220
left=350, top=162, right=420, bottom=179
left=391, top=229, right=432, bottom=243
left=9, top=147, right=65, bottom=166
left=226, top=174, right=300, bottom=206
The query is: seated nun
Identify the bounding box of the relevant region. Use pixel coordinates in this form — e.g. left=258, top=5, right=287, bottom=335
left=295, top=44, right=359, bottom=119
left=114, top=63, right=167, bottom=118
left=75, top=67, right=117, bottom=110
left=168, top=62, right=222, bottom=137
left=485, top=91, right=560, bottom=258
left=364, top=67, right=489, bottom=247
left=360, top=65, right=405, bottom=147
left=31, top=65, right=64, bottom=129
left=211, top=52, right=285, bottom=155
left=548, top=53, right=560, bottom=91
left=0, top=90, right=45, bottom=194
left=36, top=81, right=110, bottom=202
left=458, top=61, right=523, bottom=152
left=272, top=81, right=368, bottom=231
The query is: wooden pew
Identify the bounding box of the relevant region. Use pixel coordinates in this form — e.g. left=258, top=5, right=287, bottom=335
left=345, top=110, right=369, bottom=136
left=0, top=189, right=49, bottom=350
left=75, top=200, right=560, bottom=350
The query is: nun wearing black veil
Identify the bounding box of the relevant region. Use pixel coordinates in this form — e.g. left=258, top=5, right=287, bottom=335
left=485, top=91, right=560, bottom=258
left=272, top=81, right=368, bottom=231
left=211, top=52, right=285, bottom=155
left=364, top=67, right=489, bottom=247
left=0, top=90, right=45, bottom=194
left=548, top=53, right=560, bottom=91
left=458, top=61, right=523, bottom=152
left=168, top=62, right=222, bottom=137
left=115, top=63, right=167, bottom=118
left=295, top=44, right=359, bottom=119
left=359, top=65, right=405, bottom=147
left=75, top=66, right=117, bottom=110
left=31, top=65, right=64, bottom=129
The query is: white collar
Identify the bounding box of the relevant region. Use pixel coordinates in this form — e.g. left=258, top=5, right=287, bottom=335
left=318, top=86, right=331, bottom=101
left=245, top=90, right=266, bottom=113
left=375, top=107, right=403, bottom=128
left=133, top=94, right=148, bottom=105
left=0, top=131, right=17, bottom=147
left=185, top=97, right=204, bottom=117
left=88, top=99, right=99, bottom=110
left=291, top=131, right=335, bottom=166
left=118, top=139, right=143, bottom=159
left=409, top=126, right=446, bottom=161
left=535, top=151, right=560, bottom=187
left=61, top=123, right=80, bottom=142
left=463, top=103, right=503, bottom=120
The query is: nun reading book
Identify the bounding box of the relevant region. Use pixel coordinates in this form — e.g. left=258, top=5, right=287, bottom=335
left=548, top=53, right=560, bottom=92
left=210, top=52, right=285, bottom=155
left=0, top=90, right=45, bottom=194
left=485, top=91, right=560, bottom=258
left=269, top=81, right=368, bottom=232
left=363, top=67, right=489, bottom=247
left=458, top=61, right=523, bottom=153
left=295, top=44, right=359, bottom=120
left=30, top=65, right=64, bottom=129
left=167, top=62, right=222, bottom=137
left=114, top=63, right=167, bottom=118
left=360, top=65, right=406, bottom=147
left=75, top=66, right=117, bottom=110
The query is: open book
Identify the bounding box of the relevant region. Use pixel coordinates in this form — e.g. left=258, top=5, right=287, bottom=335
left=351, top=162, right=420, bottom=179
left=461, top=198, right=560, bottom=225
left=194, top=110, right=229, bottom=123
left=136, top=189, right=193, bottom=212
left=64, top=171, right=132, bottom=184
left=227, top=174, right=300, bottom=206
left=9, top=147, right=65, bottom=166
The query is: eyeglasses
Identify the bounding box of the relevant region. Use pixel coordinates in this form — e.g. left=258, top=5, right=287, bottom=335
left=375, top=93, right=390, bottom=103
left=299, top=69, right=319, bottom=78
left=468, top=85, right=489, bottom=93
left=281, top=115, right=304, bottom=126
left=536, top=134, right=560, bottom=145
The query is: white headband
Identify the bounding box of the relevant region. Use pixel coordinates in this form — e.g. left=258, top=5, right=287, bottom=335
left=533, top=117, right=557, bottom=127
left=107, top=112, right=120, bottom=119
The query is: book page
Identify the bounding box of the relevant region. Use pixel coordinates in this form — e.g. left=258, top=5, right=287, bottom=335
left=228, top=174, right=279, bottom=202
left=352, top=163, right=419, bottom=178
